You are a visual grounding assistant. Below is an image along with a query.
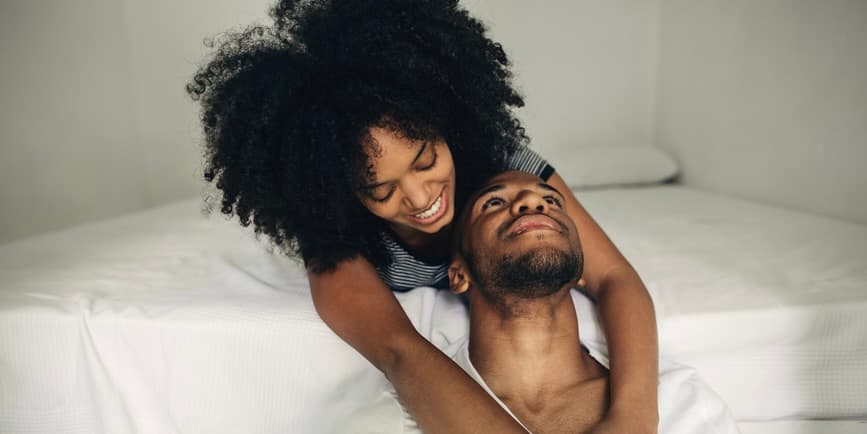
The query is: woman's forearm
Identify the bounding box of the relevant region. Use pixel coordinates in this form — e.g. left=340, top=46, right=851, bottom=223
left=309, top=258, right=527, bottom=434
left=546, top=172, right=660, bottom=431
left=595, top=267, right=659, bottom=430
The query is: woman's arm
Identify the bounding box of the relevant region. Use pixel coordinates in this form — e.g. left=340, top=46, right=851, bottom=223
left=547, top=172, right=660, bottom=434
left=308, top=256, right=528, bottom=434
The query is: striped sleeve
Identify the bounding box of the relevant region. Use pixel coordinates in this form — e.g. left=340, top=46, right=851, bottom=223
left=377, top=232, right=450, bottom=292
left=504, top=146, right=555, bottom=181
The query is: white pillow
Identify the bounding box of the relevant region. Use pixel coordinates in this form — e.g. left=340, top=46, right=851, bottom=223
left=550, top=145, right=679, bottom=189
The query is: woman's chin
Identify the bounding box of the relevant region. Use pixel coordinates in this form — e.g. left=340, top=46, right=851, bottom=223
left=396, top=211, right=453, bottom=237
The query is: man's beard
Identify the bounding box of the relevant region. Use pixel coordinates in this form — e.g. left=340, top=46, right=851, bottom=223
left=470, top=246, right=583, bottom=300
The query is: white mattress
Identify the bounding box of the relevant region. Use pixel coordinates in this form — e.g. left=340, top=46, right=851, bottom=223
left=1, top=185, right=865, bottom=433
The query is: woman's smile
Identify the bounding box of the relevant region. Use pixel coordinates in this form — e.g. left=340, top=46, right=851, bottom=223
left=407, top=188, right=449, bottom=225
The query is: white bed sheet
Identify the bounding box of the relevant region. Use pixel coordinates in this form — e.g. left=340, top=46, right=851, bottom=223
left=1, top=185, right=865, bottom=433
left=0, top=201, right=365, bottom=434
left=574, top=186, right=867, bottom=421
left=737, top=419, right=867, bottom=434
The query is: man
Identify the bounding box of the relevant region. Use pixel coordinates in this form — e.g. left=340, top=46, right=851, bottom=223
left=343, top=171, right=739, bottom=433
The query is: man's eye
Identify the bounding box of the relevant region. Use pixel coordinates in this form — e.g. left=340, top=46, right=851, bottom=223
left=481, top=197, right=505, bottom=211
left=544, top=196, right=563, bottom=208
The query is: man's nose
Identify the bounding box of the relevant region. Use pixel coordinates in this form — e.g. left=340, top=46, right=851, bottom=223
left=510, top=190, right=548, bottom=215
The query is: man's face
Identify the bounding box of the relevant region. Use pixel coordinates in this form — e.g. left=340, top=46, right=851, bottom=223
left=453, top=171, right=583, bottom=299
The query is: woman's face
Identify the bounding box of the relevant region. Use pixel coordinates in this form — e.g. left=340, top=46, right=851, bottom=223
left=357, top=126, right=457, bottom=237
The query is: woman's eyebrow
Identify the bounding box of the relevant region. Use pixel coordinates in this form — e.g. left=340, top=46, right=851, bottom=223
left=361, top=180, right=389, bottom=190
left=361, top=142, right=430, bottom=190
left=410, top=142, right=429, bottom=165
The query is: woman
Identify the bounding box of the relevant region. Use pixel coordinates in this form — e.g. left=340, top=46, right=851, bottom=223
left=187, top=0, right=659, bottom=432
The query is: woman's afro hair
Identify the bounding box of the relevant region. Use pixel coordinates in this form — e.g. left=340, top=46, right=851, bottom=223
left=187, top=0, right=529, bottom=273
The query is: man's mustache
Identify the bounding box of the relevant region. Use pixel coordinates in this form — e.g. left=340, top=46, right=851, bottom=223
left=497, top=212, right=570, bottom=240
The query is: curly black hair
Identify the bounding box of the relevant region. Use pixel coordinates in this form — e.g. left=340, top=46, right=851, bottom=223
left=187, top=0, right=529, bottom=273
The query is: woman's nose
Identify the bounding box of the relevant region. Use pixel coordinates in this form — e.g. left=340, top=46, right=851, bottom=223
left=510, top=190, right=548, bottom=215
left=402, top=176, right=431, bottom=211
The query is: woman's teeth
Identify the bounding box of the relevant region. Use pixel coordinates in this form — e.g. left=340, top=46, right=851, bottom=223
left=414, top=195, right=442, bottom=219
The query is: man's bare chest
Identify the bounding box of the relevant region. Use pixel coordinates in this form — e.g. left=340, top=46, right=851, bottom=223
left=509, top=378, right=609, bottom=434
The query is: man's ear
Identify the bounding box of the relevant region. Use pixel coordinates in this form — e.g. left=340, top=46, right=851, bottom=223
left=448, top=259, right=472, bottom=295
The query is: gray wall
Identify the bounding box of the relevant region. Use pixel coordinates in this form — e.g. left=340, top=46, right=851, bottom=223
left=1, top=0, right=148, bottom=242
left=464, top=0, right=661, bottom=157
left=0, top=0, right=275, bottom=244
left=656, top=0, right=867, bottom=224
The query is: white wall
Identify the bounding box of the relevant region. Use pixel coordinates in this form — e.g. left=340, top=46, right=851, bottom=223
left=656, top=0, right=867, bottom=224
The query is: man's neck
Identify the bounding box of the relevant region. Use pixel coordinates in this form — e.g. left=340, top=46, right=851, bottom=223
left=467, top=288, right=606, bottom=410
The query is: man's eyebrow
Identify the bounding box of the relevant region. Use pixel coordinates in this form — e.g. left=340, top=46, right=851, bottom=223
left=538, top=182, right=564, bottom=197
left=361, top=142, right=429, bottom=190
left=474, top=183, right=505, bottom=201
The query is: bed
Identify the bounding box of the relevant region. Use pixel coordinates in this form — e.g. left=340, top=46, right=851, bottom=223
left=2, top=165, right=866, bottom=433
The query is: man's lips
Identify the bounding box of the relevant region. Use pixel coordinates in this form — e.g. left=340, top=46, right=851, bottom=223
left=501, top=214, right=567, bottom=238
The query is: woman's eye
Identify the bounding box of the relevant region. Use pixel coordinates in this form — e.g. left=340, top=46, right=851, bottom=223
left=417, top=145, right=438, bottom=171
left=544, top=196, right=563, bottom=208
left=372, top=194, right=391, bottom=203
left=481, top=197, right=505, bottom=211
left=369, top=186, right=396, bottom=203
